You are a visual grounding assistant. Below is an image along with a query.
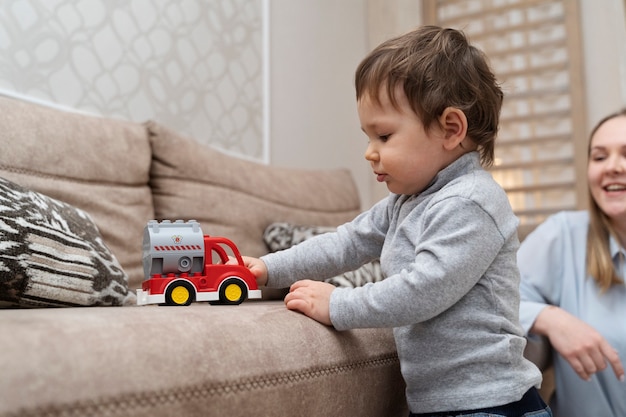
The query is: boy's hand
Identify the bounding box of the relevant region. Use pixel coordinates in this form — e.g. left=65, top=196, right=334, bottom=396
left=284, top=280, right=335, bottom=326
left=229, top=256, right=269, bottom=287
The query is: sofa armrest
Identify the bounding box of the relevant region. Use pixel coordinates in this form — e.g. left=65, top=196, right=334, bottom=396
left=0, top=302, right=407, bottom=417
left=523, top=334, right=554, bottom=403
left=523, top=334, right=552, bottom=372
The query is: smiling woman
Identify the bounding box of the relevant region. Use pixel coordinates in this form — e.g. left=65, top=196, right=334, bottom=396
left=518, top=109, right=626, bottom=417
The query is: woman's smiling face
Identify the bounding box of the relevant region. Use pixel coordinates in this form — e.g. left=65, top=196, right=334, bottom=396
left=588, top=115, right=626, bottom=226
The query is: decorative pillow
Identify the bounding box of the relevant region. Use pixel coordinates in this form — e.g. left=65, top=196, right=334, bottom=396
left=0, top=177, right=135, bottom=308
left=263, top=222, right=384, bottom=288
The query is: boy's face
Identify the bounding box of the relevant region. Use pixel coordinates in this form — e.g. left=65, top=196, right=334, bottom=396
left=358, top=86, right=451, bottom=195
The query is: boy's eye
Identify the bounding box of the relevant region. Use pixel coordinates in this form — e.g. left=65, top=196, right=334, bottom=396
left=378, top=134, right=390, bottom=142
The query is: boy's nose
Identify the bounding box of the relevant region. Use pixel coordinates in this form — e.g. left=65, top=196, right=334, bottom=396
left=364, top=143, right=378, bottom=161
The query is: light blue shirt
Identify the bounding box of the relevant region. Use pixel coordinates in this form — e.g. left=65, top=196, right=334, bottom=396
left=518, top=210, right=626, bottom=417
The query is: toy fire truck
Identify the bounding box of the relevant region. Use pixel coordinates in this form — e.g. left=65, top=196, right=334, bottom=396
left=137, top=220, right=262, bottom=306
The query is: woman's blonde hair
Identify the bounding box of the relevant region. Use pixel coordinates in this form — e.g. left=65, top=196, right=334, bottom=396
left=586, top=109, right=626, bottom=291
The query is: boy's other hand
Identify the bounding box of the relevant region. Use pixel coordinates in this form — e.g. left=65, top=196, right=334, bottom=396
left=285, top=280, right=335, bottom=326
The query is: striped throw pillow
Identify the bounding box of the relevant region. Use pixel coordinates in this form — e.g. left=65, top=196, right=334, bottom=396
left=0, top=177, right=134, bottom=307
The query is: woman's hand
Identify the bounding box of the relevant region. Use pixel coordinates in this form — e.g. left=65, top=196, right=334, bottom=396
left=284, top=280, right=336, bottom=326
left=533, top=305, right=624, bottom=382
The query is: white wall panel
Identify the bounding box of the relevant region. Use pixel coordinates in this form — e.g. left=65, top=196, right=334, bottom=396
left=0, top=0, right=267, bottom=160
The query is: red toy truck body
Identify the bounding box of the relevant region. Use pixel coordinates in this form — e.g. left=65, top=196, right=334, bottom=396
left=137, top=220, right=262, bottom=306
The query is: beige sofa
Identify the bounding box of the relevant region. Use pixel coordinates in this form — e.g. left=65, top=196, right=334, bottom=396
left=0, top=96, right=408, bottom=417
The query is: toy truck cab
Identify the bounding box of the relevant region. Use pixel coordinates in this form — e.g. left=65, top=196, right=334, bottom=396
left=136, top=220, right=262, bottom=306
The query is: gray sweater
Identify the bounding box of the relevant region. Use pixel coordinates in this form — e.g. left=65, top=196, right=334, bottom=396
left=262, top=152, right=542, bottom=413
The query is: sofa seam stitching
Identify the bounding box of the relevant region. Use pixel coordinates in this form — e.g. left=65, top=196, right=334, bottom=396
left=6, top=353, right=400, bottom=417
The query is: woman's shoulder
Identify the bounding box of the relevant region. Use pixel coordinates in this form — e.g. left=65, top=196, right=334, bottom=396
left=544, top=210, right=588, bottom=228
left=526, top=210, right=589, bottom=242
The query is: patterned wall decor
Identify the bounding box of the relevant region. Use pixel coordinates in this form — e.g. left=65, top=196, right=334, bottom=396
left=0, top=0, right=267, bottom=161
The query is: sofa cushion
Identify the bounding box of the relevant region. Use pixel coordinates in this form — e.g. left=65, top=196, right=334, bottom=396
left=263, top=222, right=384, bottom=288
left=0, top=302, right=407, bottom=417
left=0, top=177, right=134, bottom=307
left=0, top=96, right=154, bottom=289
left=263, top=222, right=337, bottom=252
left=147, top=121, right=361, bottom=259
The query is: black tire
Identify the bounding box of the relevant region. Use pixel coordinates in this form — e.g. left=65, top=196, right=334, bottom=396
left=165, top=281, right=195, bottom=306
left=218, top=278, right=248, bottom=305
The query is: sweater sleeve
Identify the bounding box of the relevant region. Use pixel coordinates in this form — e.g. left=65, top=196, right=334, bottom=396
left=260, top=197, right=390, bottom=289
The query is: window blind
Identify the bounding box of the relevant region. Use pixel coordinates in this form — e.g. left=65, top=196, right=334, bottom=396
left=423, top=0, right=588, bottom=239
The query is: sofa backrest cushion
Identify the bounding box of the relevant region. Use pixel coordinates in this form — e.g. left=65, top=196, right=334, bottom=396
left=0, top=96, right=154, bottom=288
left=147, top=121, right=362, bottom=262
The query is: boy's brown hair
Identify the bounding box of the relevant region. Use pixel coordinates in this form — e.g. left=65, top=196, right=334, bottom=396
left=354, top=25, right=503, bottom=167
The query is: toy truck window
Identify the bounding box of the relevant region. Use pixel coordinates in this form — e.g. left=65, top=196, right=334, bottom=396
left=209, top=243, right=235, bottom=265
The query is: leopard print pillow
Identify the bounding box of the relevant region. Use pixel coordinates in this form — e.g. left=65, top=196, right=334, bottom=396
left=263, top=222, right=383, bottom=288
left=0, top=177, right=135, bottom=307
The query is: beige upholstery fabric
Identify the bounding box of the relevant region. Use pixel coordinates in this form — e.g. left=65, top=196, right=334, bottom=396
left=0, top=96, right=154, bottom=286
left=0, top=302, right=408, bottom=417
left=147, top=121, right=362, bottom=259
left=0, top=97, right=408, bottom=416
left=523, top=335, right=555, bottom=402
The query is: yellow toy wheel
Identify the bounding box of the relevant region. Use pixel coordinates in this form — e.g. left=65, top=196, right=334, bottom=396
left=224, top=283, right=242, bottom=301
left=165, top=281, right=195, bottom=306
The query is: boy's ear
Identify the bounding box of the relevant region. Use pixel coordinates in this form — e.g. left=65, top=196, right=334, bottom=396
left=439, top=107, right=468, bottom=150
